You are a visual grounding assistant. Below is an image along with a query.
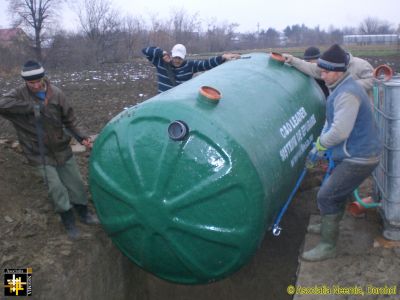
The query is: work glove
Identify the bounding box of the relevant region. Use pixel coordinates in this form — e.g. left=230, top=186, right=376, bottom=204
left=305, top=145, right=322, bottom=168
left=162, top=51, right=171, bottom=63
left=305, top=146, right=318, bottom=169
left=222, top=53, right=241, bottom=61
left=305, top=141, right=328, bottom=169
left=316, top=136, right=327, bottom=151
left=282, top=53, right=293, bottom=63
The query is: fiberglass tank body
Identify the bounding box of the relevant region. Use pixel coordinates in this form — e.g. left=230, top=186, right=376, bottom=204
left=89, top=52, right=326, bottom=284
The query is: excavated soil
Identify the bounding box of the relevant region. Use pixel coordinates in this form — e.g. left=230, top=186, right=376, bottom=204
left=1, top=55, right=400, bottom=299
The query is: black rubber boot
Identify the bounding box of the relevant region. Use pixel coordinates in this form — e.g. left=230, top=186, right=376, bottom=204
left=60, top=209, right=80, bottom=239
left=74, top=204, right=100, bottom=225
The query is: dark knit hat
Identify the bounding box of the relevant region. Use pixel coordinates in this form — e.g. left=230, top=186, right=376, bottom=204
left=21, top=60, right=45, bottom=81
left=303, top=46, right=320, bottom=61
left=317, top=44, right=348, bottom=72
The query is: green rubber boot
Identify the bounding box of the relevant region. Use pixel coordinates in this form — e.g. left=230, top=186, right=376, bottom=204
left=302, top=212, right=342, bottom=261
left=307, top=223, right=321, bottom=234
left=306, top=210, right=344, bottom=235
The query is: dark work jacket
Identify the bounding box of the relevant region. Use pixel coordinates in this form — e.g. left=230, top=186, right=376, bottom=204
left=0, top=79, right=88, bottom=166
left=316, top=78, right=330, bottom=98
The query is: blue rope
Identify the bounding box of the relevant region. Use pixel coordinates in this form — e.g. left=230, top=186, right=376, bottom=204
left=322, top=149, right=335, bottom=182
left=272, top=148, right=380, bottom=236
left=272, top=149, right=319, bottom=236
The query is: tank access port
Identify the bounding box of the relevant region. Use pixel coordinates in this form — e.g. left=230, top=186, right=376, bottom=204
left=270, top=52, right=286, bottom=63
left=373, top=64, right=393, bottom=81
left=197, top=86, right=222, bottom=105
left=168, top=120, right=189, bottom=141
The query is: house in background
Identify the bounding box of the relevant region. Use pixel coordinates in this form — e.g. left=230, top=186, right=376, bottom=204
left=0, top=28, right=30, bottom=47
left=0, top=28, right=32, bottom=72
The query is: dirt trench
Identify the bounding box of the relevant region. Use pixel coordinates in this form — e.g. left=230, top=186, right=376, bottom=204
left=1, top=56, right=400, bottom=299
left=1, top=138, right=322, bottom=299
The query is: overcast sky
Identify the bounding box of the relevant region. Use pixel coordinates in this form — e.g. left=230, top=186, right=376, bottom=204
left=0, top=0, right=398, bottom=33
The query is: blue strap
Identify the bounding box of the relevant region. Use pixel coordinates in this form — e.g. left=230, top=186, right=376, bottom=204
left=272, top=149, right=319, bottom=236
left=33, top=103, right=48, bottom=187
left=322, top=149, right=335, bottom=183
left=36, top=91, right=46, bottom=101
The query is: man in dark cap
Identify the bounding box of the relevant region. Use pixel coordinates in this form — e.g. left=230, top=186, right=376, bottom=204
left=300, top=44, right=382, bottom=261
left=0, top=60, right=99, bottom=239
left=303, top=46, right=321, bottom=61
left=303, top=46, right=329, bottom=97
left=283, top=45, right=374, bottom=97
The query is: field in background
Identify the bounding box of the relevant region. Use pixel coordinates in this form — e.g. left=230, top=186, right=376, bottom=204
left=188, top=44, right=400, bottom=73
left=264, top=44, right=400, bottom=57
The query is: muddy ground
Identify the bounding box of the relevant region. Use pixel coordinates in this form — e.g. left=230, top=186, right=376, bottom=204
left=1, top=55, right=400, bottom=299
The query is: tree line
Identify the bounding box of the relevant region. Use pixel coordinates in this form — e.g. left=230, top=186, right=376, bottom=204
left=1, top=0, right=399, bottom=72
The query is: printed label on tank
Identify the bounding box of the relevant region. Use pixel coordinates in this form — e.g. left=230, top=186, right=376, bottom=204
left=279, top=107, right=308, bottom=139
left=278, top=107, right=317, bottom=166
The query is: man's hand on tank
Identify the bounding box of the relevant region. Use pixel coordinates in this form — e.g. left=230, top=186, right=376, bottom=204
left=222, top=53, right=241, bottom=61
left=162, top=52, right=171, bottom=63
left=82, top=137, right=93, bottom=150
left=282, top=53, right=293, bottom=63
left=316, top=137, right=327, bottom=151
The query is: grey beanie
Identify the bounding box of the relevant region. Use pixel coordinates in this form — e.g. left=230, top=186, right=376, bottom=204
left=303, top=46, right=320, bottom=61
left=317, top=44, right=348, bottom=72
left=21, top=60, right=45, bottom=81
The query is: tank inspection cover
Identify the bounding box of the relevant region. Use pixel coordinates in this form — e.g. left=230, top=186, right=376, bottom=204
left=168, top=120, right=189, bottom=141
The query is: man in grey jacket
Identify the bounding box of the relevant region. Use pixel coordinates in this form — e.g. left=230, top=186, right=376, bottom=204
left=300, top=44, right=381, bottom=261
left=283, top=46, right=374, bottom=96
left=0, top=61, right=99, bottom=239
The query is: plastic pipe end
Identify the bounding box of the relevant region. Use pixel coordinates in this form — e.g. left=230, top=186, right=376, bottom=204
left=373, top=65, right=393, bottom=81
left=198, top=86, right=222, bottom=103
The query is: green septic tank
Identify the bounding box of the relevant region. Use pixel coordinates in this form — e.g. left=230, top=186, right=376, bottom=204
left=89, top=53, right=325, bottom=284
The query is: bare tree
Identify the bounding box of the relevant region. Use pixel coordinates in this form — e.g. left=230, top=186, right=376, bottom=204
left=342, top=26, right=357, bottom=35
left=263, top=28, right=280, bottom=47
left=284, top=24, right=304, bottom=46
left=204, top=21, right=238, bottom=53
left=327, top=26, right=343, bottom=44
left=7, top=0, right=62, bottom=61
left=77, top=0, right=113, bottom=40
left=147, top=13, right=171, bottom=47
left=122, top=15, right=147, bottom=59
left=169, top=8, right=201, bottom=46
left=358, top=17, right=394, bottom=34
left=75, top=0, right=122, bottom=63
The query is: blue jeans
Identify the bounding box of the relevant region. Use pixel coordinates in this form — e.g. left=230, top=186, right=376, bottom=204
left=317, top=160, right=379, bottom=215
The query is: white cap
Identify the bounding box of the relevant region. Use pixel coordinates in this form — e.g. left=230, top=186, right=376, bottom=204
left=171, top=44, right=186, bottom=59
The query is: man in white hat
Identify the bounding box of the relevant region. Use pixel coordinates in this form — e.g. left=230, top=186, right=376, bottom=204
left=143, top=44, right=240, bottom=93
